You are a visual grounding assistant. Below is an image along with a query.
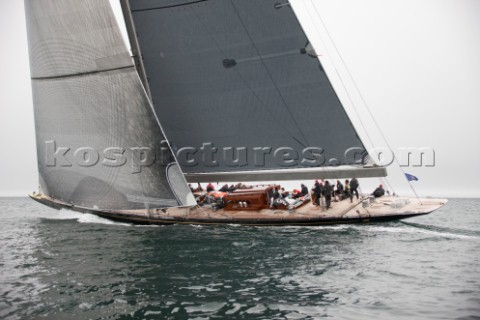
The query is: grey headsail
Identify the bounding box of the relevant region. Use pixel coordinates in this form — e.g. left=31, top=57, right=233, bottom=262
left=25, top=0, right=195, bottom=209
left=123, top=0, right=387, bottom=181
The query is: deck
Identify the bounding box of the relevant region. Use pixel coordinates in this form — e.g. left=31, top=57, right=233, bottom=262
left=29, top=193, right=448, bottom=226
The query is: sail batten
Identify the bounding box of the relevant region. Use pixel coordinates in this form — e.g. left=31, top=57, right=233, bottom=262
left=130, top=0, right=208, bottom=12
left=31, top=66, right=134, bottom=81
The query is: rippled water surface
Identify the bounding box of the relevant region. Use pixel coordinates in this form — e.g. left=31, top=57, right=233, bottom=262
left=0, top=197, right=479, bottom=319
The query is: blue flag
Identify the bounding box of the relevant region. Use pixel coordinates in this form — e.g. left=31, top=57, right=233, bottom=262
left=405, top=173, right=419, bottom=182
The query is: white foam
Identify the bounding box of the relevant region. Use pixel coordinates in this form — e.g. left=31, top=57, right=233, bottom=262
left=225, top=303, right=242, bottom=315
left=78, top=302, right=93, bottom=310
left=353, top=225, right=477, bottom=240
left=77, top=213, right=130, bottom=226
left=245, top=304, right=267, bottom=315
left=314, top=225, right=352, bottom=231
left=43, top=209, right=131, bottom=226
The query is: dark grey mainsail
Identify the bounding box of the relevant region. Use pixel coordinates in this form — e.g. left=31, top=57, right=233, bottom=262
left=25, top=0, right=195, bottom=209
left=124, top=0, right=387, bottom=181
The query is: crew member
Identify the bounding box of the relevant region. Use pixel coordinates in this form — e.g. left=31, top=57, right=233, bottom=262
left=344, top=180, right=351, bottom=202
left=372, top=184, right=385, bottom=198
left=323, top=181, right=333, bottom=209
left=350, top=178, right=359, bottom=200
left=313, top=180, right=323, bottom=206
left=206, top=183, right=215, bottom=193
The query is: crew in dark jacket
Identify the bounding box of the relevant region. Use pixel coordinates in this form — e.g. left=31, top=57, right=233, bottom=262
left=269, top=186, right=281, bottom=208
left=206, top=183, right=215, bottom=193
left=293, top=184, right=309, bottom=199
left=336, top=180, right=344, bottom=197
left=372, top=184, right=385, bottom=198
left=323, top=181, right=333, bottom=209
left=350, top=178, right=359, bottom=200
left=300, top=184, right=308, bottom=197
left=313, top=180, right=323, bottom=206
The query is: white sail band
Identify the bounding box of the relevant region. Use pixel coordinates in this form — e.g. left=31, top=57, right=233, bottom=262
left=184, top=165, right=387, bottom=183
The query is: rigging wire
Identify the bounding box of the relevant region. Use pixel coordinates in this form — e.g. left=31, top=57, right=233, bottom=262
left=310, top=4, right=396, bottom=196
left=302, top=2, right=376, bottom=156
left=310, top=2, right=422, bottom=202
left=301, top=2, right=395, bottom=196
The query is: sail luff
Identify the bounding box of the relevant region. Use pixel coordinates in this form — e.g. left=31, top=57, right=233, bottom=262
left=131, top=64, right=197, bottom=207
left=288, top=0, right=384, bottom=163
left=287, top=0, right=376, bottom=158
left=119, top=0, right=153, bottom=100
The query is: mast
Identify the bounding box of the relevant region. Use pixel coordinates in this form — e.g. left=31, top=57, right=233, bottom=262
left=119, top=0, right=152, bottom=100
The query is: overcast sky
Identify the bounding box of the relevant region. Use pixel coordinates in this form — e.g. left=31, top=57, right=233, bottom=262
left=0, top=0, right=479, bottom=198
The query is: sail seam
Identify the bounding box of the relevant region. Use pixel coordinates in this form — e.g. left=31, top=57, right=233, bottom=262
left=188, top=7, right=309, bottom=151
left=31, top=65, right=134, bottom=81
left=229, top=0, right=310, bottom=148
left=131, top=0, right=208, bottom=12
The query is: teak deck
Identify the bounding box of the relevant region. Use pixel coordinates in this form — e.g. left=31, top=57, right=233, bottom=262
left=30, top=193, right=447, bottom=226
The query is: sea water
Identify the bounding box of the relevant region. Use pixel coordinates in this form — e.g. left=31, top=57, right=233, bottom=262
left=0, top=197, right=479, bottom=319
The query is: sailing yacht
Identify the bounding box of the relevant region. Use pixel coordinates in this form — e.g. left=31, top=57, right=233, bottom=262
left=26, top=0, right=446, bottom=225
